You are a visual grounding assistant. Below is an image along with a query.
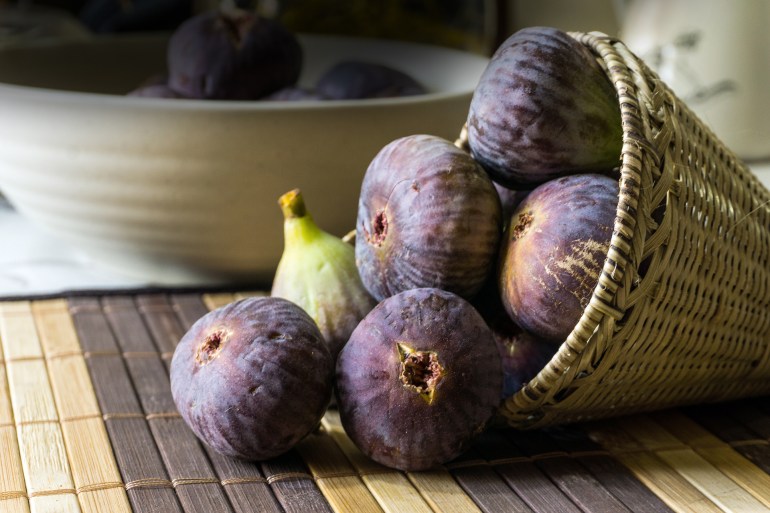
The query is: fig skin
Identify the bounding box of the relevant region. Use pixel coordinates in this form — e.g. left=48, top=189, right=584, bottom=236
left=167, top=8, right=302, bottom=100
left=271, top=189, right=377, bottom=359
left=498, top=173, right=618, bottom=342
left=494, top=182, right=531, bottom=230
left=315, top=60, right=426, bottom=100
left=265, top=86, right=326, bottom=101
left=335, top=288, right=502, bottom=471
left=170, top=297, right=333, bottom=460
left=467, top=26, right=622, bottom=188
left=473, top=279, right=557, bottom=399
left=355, top=134, right=502, bottom=301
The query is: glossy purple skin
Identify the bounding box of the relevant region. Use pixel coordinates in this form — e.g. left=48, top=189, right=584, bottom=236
left=472, top=279, right=557, bottom=399
left=467, top=27, right=622, bottom=188
left=167, top=9, right=302, bottom=100
left=336, top=288, right=502, bottom=471
left=355, top=134, right=502, bottom=301
left=495, top=182, right=531, bottom=230
left=498, top=173, right=618, bottom=342
left=315, top=60, right=426, bottom=100
left=170, top=297, right=333, bottom=460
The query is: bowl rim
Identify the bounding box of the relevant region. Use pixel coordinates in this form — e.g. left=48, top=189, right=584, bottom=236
left=0, top=32, right=490, bottom=111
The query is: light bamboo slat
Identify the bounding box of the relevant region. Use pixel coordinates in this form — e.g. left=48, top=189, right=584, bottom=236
left=31, top=299, right=131, bottom=513
left=322, top=411, right=434, bottom=513
left=0, top=359, right=29, bottom=513
left=406, top=470, right=482, bottom=513
left=296, top=431, right=383, bottom=513
left=0, top=301, right=81, bottom=513
left=201, top=293, right=238, bottom=311
left=234, top=291, right=268, bottom=300
left=587, top=421, right=723, bottom=513
left=653, top=411, right=770, bottom=509
left=616, top=415, right=770, bottom=512
left=202, top=291, right=267, bottom=312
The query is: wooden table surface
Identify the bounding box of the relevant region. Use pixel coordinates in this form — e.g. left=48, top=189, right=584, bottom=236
left=1, top=289, right=770, bottom=513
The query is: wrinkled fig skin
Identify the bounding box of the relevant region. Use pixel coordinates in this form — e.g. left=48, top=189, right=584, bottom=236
left=170, top=297, right=333, bottom=460
left=316, top=61, right=426, bottom=100
left=467, top=27, right=622, bottom=188
left=167, top=9, right=302, bottom=100
left=336, top=288, right=502, bottom=471
left=355, top=135, right=502, bottom=301
left=498, top=173, right=618, bottom=342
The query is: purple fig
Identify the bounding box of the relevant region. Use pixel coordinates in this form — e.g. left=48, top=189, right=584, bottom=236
left=336, top=288, right=502, bottom=471
left=167, top=8, right=302, bottom=100
left=355, top=134, right=502, bottom=301
left=315, top=60, right=426, bottom=100
left=265, top=86, right=326, bottom=101
left=494, top=182, right=531, bottom=230
left=170, top=297, right=333, bottom=460
left=467, top=27, right=622, bottom=188
left=498, top=173, right=618, bottom=342
left=473, top=279, right=558, bottom=399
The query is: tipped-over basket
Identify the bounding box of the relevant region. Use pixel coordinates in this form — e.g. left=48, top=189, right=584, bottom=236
left=478, top=31, right=770, bottom=429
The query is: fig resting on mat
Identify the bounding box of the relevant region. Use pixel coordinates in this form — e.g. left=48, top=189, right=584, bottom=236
left=498, top=173, right=618, bottom=342
left=466, top=26, right=622, bottom=188
left=335, top=288, right=502, bottom=471
left=355, top=134, right=502, bottom=301
left=170, top=297, right=333, bottom=460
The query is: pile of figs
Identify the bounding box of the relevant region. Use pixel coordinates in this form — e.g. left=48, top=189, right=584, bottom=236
left=129, top=6, right=425, bottom=100
left=170, top=26, right=623, bottom=471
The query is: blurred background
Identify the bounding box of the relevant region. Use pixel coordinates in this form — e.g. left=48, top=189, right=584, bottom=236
left=0, top=0, right=623, bottom=55
left=3, top=0, right=768, bottom=161
left=0, top=0, right=767, bottom=295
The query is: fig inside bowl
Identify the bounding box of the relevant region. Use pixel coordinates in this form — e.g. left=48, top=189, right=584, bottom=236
left=0, top=33, right=489, bottom=286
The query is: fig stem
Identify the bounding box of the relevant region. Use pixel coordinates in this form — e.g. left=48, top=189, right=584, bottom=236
left=279, top=189, right=307, bottom=219
left=278, top=188, right=328, bottom=247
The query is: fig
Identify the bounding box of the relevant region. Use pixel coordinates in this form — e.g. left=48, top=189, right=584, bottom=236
left=467, top=27, right=622, bottom=187
left=355, top=134, right=502, bottom=301
left=167, top=7, right=302, bottom=100
left=494, top=182, right=531, bottom=230
left=169, top=296, right=333, bottom=460
left=315, top=60, right=426, bottom=100
left=335, top=288, right=502, bottom=471
left=265, top=86, right=326, bottom=101
left=498, top=173, right=618, bottom=342
left=473, top=280, right=557, bottom=399
left=271, top=189, right=376, bottom=359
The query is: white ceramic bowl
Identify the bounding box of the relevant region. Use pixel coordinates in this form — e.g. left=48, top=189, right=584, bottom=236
left=0, top=33, right=488, bottom=285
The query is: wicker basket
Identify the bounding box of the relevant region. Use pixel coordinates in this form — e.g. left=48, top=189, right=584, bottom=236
left=466, top=31, right=770, bottom=429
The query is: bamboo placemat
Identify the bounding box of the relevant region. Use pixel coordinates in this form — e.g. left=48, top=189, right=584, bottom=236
left=1, top=290, right=770, bottom=513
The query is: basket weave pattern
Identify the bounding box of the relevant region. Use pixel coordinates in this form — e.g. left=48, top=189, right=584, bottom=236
left=490, top=32, right=770, bottom=429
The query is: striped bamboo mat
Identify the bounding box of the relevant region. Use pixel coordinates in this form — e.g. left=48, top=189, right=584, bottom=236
left=1, top=291, right=770, bottom=513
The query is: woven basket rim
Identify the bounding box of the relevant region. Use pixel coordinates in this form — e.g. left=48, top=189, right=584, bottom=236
left=496, top=31, right=654, bottom=427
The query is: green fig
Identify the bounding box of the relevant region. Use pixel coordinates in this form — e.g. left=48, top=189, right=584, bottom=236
left=271, top=189, right=377, bottom=359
